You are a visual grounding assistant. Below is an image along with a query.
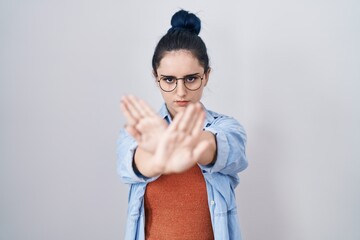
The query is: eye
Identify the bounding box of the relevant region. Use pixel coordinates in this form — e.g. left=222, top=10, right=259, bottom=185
left=161, top=76, right=176, bottom=84
left=185, top=76, right=199, bottom=83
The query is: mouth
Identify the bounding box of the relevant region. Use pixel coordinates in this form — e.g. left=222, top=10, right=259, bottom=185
left=174, top=100, right=190, bottom=107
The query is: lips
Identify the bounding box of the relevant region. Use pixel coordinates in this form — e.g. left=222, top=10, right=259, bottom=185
left=175, top=100, right=190, bottom=107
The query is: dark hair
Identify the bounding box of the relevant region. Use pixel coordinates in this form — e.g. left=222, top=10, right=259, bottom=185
left=152, top=10, right=210, bottom=76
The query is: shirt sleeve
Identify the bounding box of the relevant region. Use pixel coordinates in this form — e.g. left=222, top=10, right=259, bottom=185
left=199, top=115, right=248, bottom=176
left=116, top=129, right=159, bottom=184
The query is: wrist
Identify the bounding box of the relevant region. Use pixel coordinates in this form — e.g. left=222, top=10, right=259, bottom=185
left=197, top=131, right=217, bottom=165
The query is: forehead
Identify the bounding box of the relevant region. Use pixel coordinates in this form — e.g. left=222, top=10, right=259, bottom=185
left=157, top=50, right=203, bottom=75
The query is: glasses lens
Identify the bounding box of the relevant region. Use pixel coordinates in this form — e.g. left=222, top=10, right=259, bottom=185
left=159, top=80, right=176, bottom=92
left=184, top=76, right=202, bottom=91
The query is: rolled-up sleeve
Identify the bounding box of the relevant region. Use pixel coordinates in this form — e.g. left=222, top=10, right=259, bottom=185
left=116, top=129, right=158, bottom=184
left=200, top=115, right=248, bottom=176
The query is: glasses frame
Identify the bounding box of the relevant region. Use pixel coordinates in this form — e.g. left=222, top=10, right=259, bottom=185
left=157, top=74, right=205, bottom=92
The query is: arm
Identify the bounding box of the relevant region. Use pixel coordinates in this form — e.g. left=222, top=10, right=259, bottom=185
left=197, top=131, right=217, bottom=166
left=116, top=128, right=156, bottom=184
left=133, top=147, right=158, bottom=178
left=199, top=114, right=248, bottom=175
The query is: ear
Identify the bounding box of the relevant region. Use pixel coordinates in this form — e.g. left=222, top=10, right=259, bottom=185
left=203, top=68, right=211, bottom=87
left=152, top=70, right=158, bottom=82
left=153, top=70, right=161, bottom=89
left=152, top=70, right=158, bottom=78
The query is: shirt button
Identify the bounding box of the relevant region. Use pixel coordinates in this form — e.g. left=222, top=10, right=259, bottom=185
left=210, top=200, right=215, bottom=205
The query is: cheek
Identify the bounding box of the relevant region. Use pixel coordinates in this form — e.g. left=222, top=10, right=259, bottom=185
left=160, top=91, right=171, bottom=102
left=195, top=88, right=205, bottom=100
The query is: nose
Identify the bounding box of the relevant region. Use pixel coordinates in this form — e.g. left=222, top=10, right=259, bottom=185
left=176, top=80, right=187, bottom=97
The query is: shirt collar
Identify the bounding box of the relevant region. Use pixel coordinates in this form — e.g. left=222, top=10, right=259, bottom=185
left=159, top=103, right=172, bottom=124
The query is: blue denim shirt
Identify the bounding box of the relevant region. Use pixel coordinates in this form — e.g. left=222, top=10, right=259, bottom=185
left=116, top=103, right=248, bottom=240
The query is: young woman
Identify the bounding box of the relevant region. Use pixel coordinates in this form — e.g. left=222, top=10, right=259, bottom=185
left=117, top=9, right=248, bottom=240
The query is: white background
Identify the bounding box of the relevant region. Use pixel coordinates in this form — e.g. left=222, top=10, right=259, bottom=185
left=1, top=0, right=359, bottom=239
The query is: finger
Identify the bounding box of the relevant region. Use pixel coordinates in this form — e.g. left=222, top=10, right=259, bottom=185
left=173, top=130, right=187, bottom=144
left=191, top=108, right=205, bottom=138
left=122, top=95, right=143, bottom=120
left=189, top=103, right=204, bottom=133
left=177, top=104, right=197, bottom=133
left=172, top=108, right=201, bottom=146
left=135, top=118, right=152, bottom=132
left=120, top=100, right=138, bottom=126
left=168, top=110, right=185, bottom=132
left=179, top=107, right=205, bottom=146
left=138, top=99, right=157, bottom=117
left=178, top=103, right=202, bottom=134
left=127, top=95, right=150, bottom=118
left=125, top=125, right=141, bottom=142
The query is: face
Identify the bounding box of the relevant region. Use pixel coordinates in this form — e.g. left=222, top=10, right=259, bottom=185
left=155, top=50, right=209, bottom=117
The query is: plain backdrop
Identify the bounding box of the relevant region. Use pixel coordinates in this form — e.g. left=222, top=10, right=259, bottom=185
left=1, top=0, right=359, bottom=239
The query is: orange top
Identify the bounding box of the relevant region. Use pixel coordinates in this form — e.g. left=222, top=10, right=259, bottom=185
left=144, top=165, right=214, bottom=240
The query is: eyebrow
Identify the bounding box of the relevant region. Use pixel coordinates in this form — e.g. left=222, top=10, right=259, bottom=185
left=160, top=73, right=200, bottom=78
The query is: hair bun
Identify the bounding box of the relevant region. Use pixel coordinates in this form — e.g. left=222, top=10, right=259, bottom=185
left=169, top=10, right=201, bottom=35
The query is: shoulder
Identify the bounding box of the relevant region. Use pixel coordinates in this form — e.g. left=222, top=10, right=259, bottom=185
left=204, top=107, right=242, bottom=126
left=203, top=107, right=246, bottom=139
left=205, top=108, right=222, bottom=118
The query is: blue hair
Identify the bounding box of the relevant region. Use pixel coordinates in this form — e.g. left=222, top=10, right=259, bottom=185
left=169, top=9, right=201, bottom=35
left=152, top=10, right=210, bottom=75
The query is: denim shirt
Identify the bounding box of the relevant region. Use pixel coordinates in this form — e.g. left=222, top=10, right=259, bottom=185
left=116, top=103, right=248, bottom=240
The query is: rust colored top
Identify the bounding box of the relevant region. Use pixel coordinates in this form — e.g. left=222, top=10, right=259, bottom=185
left=144, top=165, right=214, bottom=240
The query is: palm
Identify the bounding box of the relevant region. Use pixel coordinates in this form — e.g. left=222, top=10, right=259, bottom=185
left=135, top=115, right=167, bottom=153
left=152, top=104, right=209, bottom=174
left=121, top=95, right=167, bottom=153
left=164, top=138, right=200, bottom=174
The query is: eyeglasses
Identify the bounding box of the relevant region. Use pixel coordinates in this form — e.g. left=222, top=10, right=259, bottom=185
left=157, top=74, right=204, bottom=92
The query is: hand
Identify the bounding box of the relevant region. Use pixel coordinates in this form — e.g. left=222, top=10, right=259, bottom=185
left=120, top=95, right=167, bottom=153
left=151, top=103, right=210, bottom=174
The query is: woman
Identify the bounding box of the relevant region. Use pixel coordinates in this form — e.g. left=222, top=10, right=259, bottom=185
left=117, top=9, right=248, bottom=240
